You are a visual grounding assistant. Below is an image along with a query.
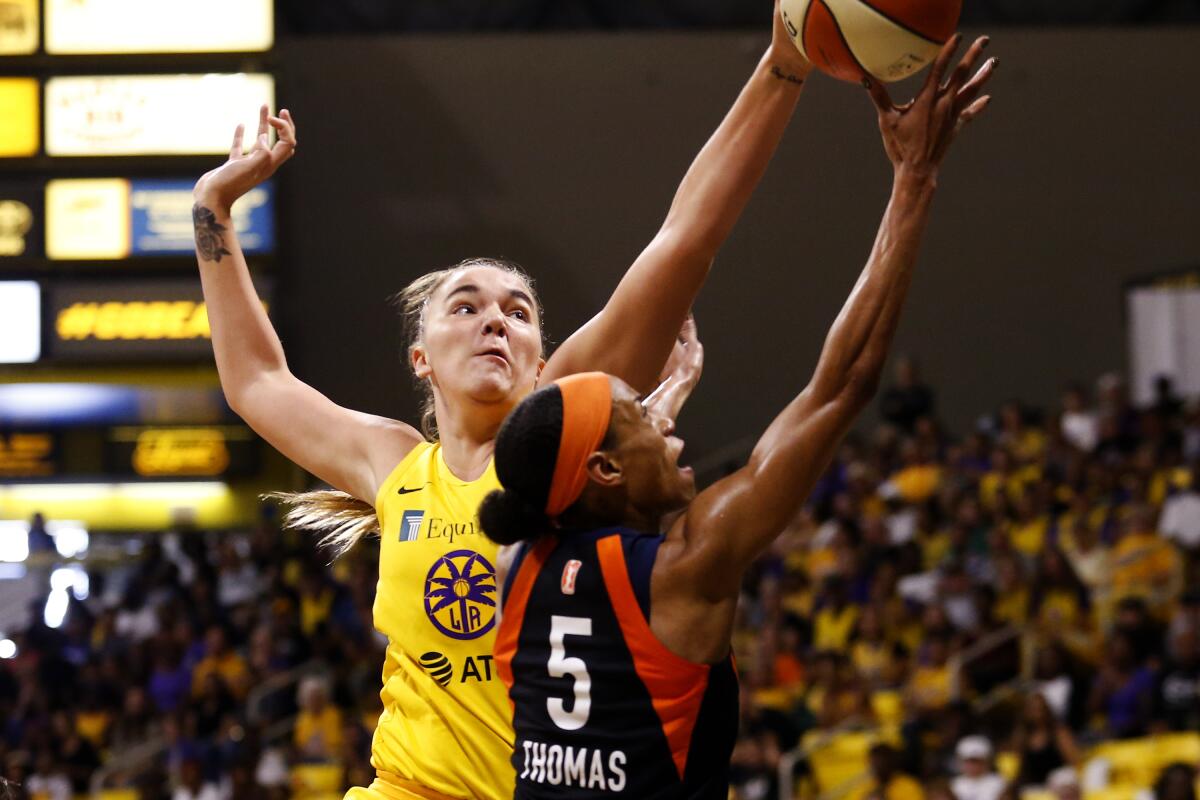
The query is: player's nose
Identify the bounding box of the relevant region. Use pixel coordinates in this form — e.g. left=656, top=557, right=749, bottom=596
left=481, top=306, right=507, bottom=337
left=655, top=415, right=674, bottom=437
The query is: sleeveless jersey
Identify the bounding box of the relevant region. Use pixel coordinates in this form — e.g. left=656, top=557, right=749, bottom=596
left=495, top=529, right=738, bottom=800
left=372, top=442, right=513, bottom=799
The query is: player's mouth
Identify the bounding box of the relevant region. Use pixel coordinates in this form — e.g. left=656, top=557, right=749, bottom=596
left=475, top=346, right=510, bottom=366
left=668, top=437, right=690, bottom=476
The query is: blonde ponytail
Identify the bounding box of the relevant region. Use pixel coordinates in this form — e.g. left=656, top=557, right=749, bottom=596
left=264, top=490, right=379, bottom=559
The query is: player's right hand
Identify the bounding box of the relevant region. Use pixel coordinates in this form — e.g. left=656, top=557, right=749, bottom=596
left=865, top=34, right=995, bottom=175
left=194, top=105, right=296, bottom=212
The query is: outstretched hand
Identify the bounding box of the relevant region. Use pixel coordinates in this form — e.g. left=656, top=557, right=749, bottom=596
left=194, top=105, right=297, bottom=211
left=865, top=34, right=995, bottom=174
left=646, top=315, right=704, bottom=423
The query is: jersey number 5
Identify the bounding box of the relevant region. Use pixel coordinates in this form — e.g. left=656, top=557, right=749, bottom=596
left=547, top=615, right=592, bottom=731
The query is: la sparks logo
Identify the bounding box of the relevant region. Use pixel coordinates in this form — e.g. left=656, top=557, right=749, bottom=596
left=423, top=549, right=497, bottom=640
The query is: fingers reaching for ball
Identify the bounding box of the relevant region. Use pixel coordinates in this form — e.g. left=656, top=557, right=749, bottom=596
left=866, top=32, right=996, bottom=172
left=955, top=54, right=997, bottom=115
left=864, top=74, right=894, bottom=113
left=943, top=35, right=989, bottom=94
left=924, top=32, right=964, bottom=96
left=956, top=95, right=992, bottom=133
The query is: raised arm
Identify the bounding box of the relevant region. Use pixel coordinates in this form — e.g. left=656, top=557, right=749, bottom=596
left=541, top=2, right=811, bottom=392
left=675, top=36, right=996, bottom=596
left=193, top=107, right=420, bottom=504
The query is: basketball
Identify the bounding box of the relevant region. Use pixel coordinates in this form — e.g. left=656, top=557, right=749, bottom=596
left=780, top=0, right=961, bottom=83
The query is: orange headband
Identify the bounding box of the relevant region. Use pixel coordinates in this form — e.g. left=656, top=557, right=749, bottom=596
left=545, top=372, right=613, bottom=518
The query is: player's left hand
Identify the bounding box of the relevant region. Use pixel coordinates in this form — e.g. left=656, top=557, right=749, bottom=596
left=646, top=315, right=704, bottom=422
left=769, top=0, right=814, bottom=78
left=658, top=314, right=703, bottom=391
left=865, top=34, right=996, bottom=174
left=194, top=105, right=297, bottom=212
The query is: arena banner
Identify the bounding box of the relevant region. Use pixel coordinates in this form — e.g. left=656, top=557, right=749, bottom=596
left=131, top=180, right=274, bottom=256
left=0, top=431, right=58, bottom=478
left=0, top=281, right=41, bottom=364
left=47, top=277, right=271, bottom=361
left=0, top=77, right=39, bottom=157
left=0, top=0, right=38, bottom=55
left=104, top=425, right=259, bottom=478
left=45, top=74, right=274, bottom=156
left=46, top=178, right=274, bottom=259
left=0, top=180, right=44, bottom=259
left=45, top=0, right=272, bottom=54
left=45, top=179, right=130, bottom=260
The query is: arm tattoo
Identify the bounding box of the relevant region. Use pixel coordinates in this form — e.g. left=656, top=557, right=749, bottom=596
left=193, top=204, right=232, bottom=263
left=770, top=65, right=806, bottom=86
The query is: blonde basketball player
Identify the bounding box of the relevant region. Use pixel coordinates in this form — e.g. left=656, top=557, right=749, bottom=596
left=192, top=6, right=810, bottom=799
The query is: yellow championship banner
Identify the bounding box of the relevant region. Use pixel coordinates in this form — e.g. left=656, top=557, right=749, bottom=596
left=0, top=432, right=56, bottom=477
left=130, top=428, right=230, bottom=477
left=0, top=0, right=38, bottom=55
left=45, top=0, right=272, bottom=54
left=46, top=179, right=131, bottom=260
left=46, top=279, right=270, bottom=362
left=101, top=426, right=258, bottom=478
left=55, top=300, right=213, bottom=342
left=45, top=74, right=273, bottom=157
left=0, top=78, right=39, bottom=158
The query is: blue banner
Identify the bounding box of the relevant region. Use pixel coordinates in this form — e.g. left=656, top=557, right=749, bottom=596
left=130, top=179, right=274, bottom=256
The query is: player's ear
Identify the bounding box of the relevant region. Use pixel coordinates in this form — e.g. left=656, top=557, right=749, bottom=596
left=411, top=344, right=432, bottom=380
left=586, top=450, right=623, bottom=488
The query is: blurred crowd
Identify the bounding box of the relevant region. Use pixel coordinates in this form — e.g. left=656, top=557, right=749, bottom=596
left=0, top=513, right=386, bottom=799
left=729, top=361, right=1200, bottom=800
left=2, top=361, right=1200, bottom=800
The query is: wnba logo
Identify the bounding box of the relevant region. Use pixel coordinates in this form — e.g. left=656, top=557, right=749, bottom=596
left=423, top=549, right=497, bottom=640
left=419, top=651, right=454, bottom=687
left=561, top=560, right=582, bottom=595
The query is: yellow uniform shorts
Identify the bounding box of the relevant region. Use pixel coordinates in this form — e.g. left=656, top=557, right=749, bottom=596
left=345, top=772, right=462, bottom=800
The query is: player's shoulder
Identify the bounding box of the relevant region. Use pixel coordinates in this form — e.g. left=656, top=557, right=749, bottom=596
left=371, top=425, right=432, bottom=510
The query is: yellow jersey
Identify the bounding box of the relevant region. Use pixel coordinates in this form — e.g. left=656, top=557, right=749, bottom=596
left=370, top=442, right=513, bottom=799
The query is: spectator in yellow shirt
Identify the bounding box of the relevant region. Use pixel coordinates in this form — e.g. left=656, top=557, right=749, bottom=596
left=906, top=634, right=955, bottom=714
left=1009, top=489, right=1050, bottom=559
left=1109, top=505, right=1183, bottom=615
left=1031, top=548, right=1089, bottom=632
left=191, top=626, right=249, bottom=699
left=850, top=605, right=890, bottom=687
left=293, top=675, right=343, bottom=763
left=885, top=440, right=942, bottom=504
left=992, top=554, right=1030, bottom=625
left=814, top=576, right=860, bottom=654
left=1058, top=517, right=1111, bottom=598
left=851, top=743, right=924, bottom=800
left=298, top=567, right=336, bottom=638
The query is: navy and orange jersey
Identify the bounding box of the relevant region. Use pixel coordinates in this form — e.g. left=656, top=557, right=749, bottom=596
left=495, top=528, right=738, bottom=800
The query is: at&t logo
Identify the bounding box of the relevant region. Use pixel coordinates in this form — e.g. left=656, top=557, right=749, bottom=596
left=419, top=652, right=454, bottom=686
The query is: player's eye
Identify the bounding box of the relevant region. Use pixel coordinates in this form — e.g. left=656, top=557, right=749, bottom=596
left=509, top=309, right=528, bottom=321
left=452, top=304, right=475, bottom=315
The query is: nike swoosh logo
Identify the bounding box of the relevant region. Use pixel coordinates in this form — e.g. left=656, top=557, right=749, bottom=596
left=396, top=484, right=429, bottom=496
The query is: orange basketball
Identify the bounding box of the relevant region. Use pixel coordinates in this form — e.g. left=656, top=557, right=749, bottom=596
left=779, top=0, right=961, bottom=83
